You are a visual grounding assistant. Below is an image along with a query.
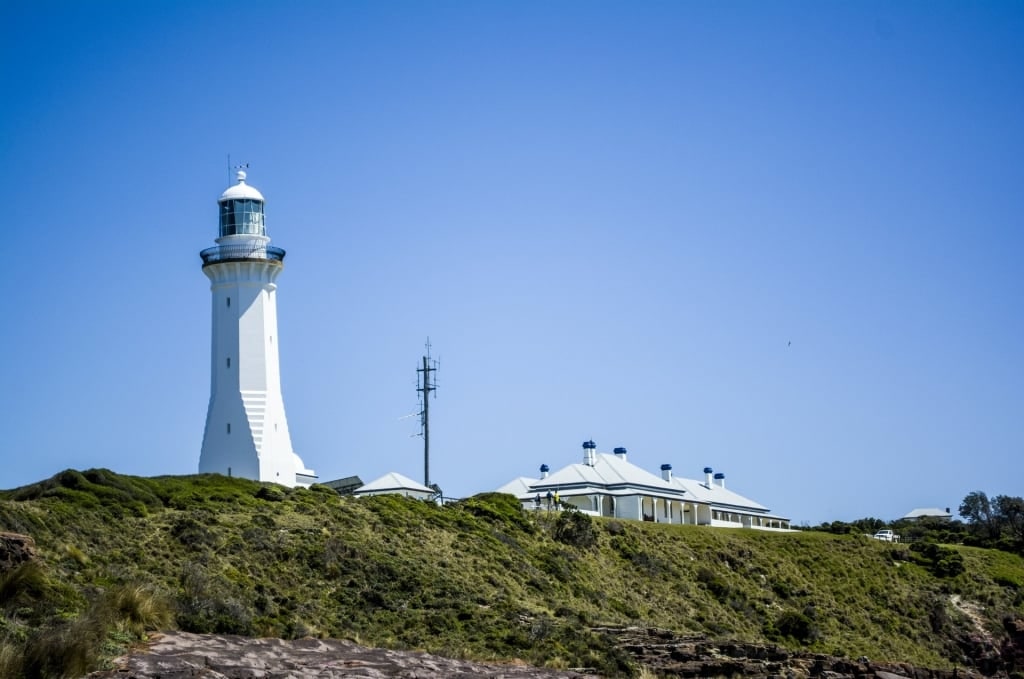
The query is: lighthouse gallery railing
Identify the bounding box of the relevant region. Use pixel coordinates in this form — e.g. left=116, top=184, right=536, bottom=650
left=200, top=244, right=286, bottom=265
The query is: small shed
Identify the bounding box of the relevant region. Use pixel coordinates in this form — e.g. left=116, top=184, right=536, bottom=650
left=354, top=472, right=434, bottom=500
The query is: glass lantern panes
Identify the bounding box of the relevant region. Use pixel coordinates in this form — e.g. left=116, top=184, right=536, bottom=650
left=219, top=199, right=266, bottom=237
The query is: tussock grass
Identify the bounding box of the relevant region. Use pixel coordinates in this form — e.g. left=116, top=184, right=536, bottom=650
left=0, top=561, right=46, bottom=611
left=0, top=638, right=23, bottom=679
left=21, top=619, right=102, bottom=679
left=104, top=584, right=173, bottom=636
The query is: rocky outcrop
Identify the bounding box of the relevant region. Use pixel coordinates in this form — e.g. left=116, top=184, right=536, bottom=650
left=88, top=631, right=601, bottom=678
left=0, top=532, right=37, bottom=572
left=600, top=627, right=994, bottom=679
left=85, top=624, right=1024, bottom=679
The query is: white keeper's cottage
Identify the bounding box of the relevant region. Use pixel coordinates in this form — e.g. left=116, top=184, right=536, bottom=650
left=198, top=170, right=316, bottom=487
left=498, top=440, right=790, bottom=530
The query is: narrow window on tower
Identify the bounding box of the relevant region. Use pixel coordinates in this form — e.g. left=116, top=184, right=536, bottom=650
left=227, top=423, right=231, bottom=434
left=227, top=297, right=231, bottom=308
left=226, top=357, right=231, bottom=368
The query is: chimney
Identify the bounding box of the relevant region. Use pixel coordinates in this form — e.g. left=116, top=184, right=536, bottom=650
left=613, top=447, right=628, bottom=462
left=582, top=440, right=597, bottom=466
left=540, top=464, right=549, bottom=480
left=714, top=472, right=726, bottom=489
left=661, top=463, right=673, bottom=482
left=704, top=466, right=713, bottom=487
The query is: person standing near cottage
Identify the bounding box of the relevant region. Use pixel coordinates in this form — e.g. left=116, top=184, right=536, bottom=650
left=546, top=490, right=553, bottom=509
left=553, top=490, right=560, bottom=509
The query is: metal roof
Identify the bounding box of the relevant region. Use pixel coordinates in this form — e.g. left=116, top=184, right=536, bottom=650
left=529, top=453, right=686, bottom=498
left=667, top=476, right=768, bottom=512
left=494, top=476, right=538, bottom=499
left=355, top=471, right=433, bottom=495
left=902, top=507, right=953, bottom=519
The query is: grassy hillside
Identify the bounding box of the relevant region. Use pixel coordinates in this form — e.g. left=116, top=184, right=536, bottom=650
left=1, top=470, right=1022, bottom=677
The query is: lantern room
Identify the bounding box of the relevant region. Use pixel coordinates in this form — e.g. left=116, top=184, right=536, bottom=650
left=218, top=170, right=266, bottom=238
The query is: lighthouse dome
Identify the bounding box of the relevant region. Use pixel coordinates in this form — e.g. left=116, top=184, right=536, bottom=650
left=219, top=170, right=264, bottom=202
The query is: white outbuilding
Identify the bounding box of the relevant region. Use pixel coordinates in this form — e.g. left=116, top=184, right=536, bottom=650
left=197, top=170, right=316, bottom=487
left=355, top=472, right=435, bottom=500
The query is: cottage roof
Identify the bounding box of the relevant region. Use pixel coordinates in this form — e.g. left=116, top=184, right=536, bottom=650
left=494, top=476, right=537, bottom=499
left=356, top=471, right=432, bottom=495
left=902, top=507, right=953, bottom=520
left=668, top=476, right=768, bottom=512
left=529, top=453, right=687, bottom=499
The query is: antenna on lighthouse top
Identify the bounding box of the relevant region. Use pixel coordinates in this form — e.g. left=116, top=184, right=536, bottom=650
left=227, top=155, right=250, bottom=184
left=416, top=338, right=440, bottom=488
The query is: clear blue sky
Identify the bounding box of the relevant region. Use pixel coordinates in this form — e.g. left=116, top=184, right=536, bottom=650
left=1, top=1, right=1021, bottom=525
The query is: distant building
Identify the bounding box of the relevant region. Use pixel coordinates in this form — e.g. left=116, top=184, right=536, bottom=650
left=197, top=170, right=316, bottom=488
left=901, top=507, right=953, bottom=521
left=354, top=472, right=434, bottom=500
left=498, top=440, right=790, bottom=530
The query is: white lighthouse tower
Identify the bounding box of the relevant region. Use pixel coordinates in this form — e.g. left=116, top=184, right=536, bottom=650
left=198, top=170, right=316, bottom=487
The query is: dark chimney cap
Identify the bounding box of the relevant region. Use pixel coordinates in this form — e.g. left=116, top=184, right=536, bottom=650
left=582, top=440, right=596, bottom=450
left=703, top=466, right=714, bottom=474
left=540, top=464, right=550, bottom=473
left=660, top=463, right=673, bottom=471
left=613, top=447, right=627, bottom=455
left=714, top=472, right=725, bottom=480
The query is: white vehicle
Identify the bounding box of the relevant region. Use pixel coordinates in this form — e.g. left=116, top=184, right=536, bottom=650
left=873, top=529, right=899, bottom=542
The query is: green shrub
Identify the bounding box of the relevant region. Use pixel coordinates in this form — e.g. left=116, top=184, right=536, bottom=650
left=177, top=562, right=255, bottom=635
left=768, top=609, right=819, bottom=644
left=457, top=493, right=535, bottom=534
left=696, top=566, right=730, bottom=599
left=604, top=520, right=626, bottom=535
left=255, top=485, right=285, bottom=502
left=553, top=508, right=598, bottom=549
left=910, top=543, right=966, bottom=578
left=171, top=513, right=219, bottom=549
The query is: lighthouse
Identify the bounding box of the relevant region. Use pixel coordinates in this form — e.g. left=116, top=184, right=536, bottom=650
left=198, top=170, right=316, bottom=487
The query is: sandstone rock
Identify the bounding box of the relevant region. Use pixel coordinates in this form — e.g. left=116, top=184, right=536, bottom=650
left=87, top=632, right=600, bottom=679
left=0, top=532, right=37, bottom=572
left=876, top=671, right=912, bottom=679
left=606, top=626, right=1001, bottom=679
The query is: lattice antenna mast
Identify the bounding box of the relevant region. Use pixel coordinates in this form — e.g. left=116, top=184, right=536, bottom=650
left=416, top=339, right=439, bottom=487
